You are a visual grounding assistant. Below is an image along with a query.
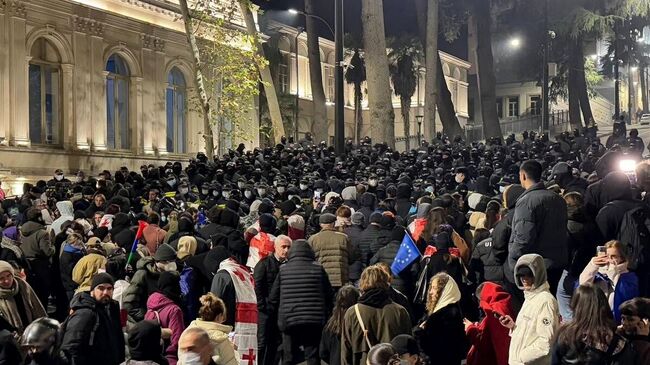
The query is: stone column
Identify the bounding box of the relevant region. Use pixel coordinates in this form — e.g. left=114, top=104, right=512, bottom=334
left=130, top=76, right=143, bottom=154
left=9, top=1, right=29, bottom=146
left=154, top=41, right=167, bottom=155
left=140, top=34, right=156, bottom=155
left=90, top=32, right=106, bottom=150
left=71, top=16, right=91, bottom=150
left=61, top=63, right=74, bottom=150
left=0, top=3, right=9, bottom=143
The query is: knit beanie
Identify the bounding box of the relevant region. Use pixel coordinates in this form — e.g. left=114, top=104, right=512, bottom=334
left=90, top=273, right=114, bottom=291
left=369, top=212, right=383, bottom=224
left=157, top=271, right=181, bottom=303
left=258, top=214, right=277, bottom=233
left=153, top=243, right=177, bottom=262
left=0, top=261, right=14, bottom=275
left=351, top=212, right=365, bottom=226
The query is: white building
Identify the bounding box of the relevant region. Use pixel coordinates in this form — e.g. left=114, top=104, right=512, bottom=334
left=0, top=0, right=259, bottom=193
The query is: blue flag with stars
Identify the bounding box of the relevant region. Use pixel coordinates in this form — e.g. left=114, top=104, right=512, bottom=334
left=391, top=232, right=421, bottom=276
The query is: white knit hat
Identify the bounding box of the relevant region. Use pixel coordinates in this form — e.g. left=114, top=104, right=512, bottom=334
left=0, top=260, right=14, bottom=275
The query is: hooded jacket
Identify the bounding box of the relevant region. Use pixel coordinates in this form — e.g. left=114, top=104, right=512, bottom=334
left=145, top=292, right=184, bottom=365
left=308, top=228, right=355, bottom=287
left=341, top=288, right=411, bottom=365
left=509, top=254, right=559, bottom=365
left=52, top=201, right=74, bottom=236
left=584, top=151, right=621, bottom=218
left=60, top=243, right=85, bottom=295
left=466, top=282, right=514, bottom=365
left=344, top=225, right=364, bottom=282
left=123, top=257, right=161, bottom=322
left=269, top=240, right=333, bottom=331
left=490, top=185, right=525, bottom=280
left=395, top=184, right=413, bottom=220
left=186, top=320, right=239, bottom=365
left=20, top=221, right=54, bottom=259
left=72, top=252, right=108, bottom=293
left=61, top=291, right=125, bottom=365
left=341, top=186, right=359, bottom=210
left=123, top=320, right=168, bottom=365
left=595, top=172, right=643, bottom=241
left=370, top=238, right=414, bottom=299
left=507, top=183, right=568, bottom=284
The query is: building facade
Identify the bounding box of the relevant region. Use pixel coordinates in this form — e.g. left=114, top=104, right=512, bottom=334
left=0, top=0, right=259, bottom=193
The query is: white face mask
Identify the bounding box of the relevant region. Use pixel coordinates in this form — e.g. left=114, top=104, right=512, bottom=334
left=201, top=189, right=209, bottom=195
left=425, top=186, right=434, bottom=193
left=158, top=261, right=177, bottom=272
left=277, top=186, right=286, bottom=193
left=300, top=184, right=308, bottom=191
left=223, top=192, right=231, bottom=199
left=245, top=191, right=253, bottom=199
left=55, top=175, right=64, bottom=181
left=258, top=189, right=266, bottom=196
left=499, top=186, right=506, bottom=193
left=179, top=188, right=189, bottom=195
left=178, top=351, right=202, bottom=365
left=167, top=179, right=176, bottom=187
left=369, top=179, right=378, bottom=187
left=213, top=191, right=220, bottom=197
left=238, top=182, right=245, bottom=189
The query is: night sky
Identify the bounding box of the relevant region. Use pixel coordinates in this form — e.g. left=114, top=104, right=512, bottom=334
left=253, top=0, right=467, bottom=59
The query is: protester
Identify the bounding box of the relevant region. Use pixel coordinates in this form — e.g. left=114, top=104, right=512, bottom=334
left=145, top=271, right=185, bottom=365
left=122, top=320, right=169, bottom=365
left=178, top=327, right=217, bottom=365
left=20, top=317, right=67, bottom=365
left=618, top=297, right=650, bottom=364
left=308, top=213, right=357, bottom=289
left=185, top=293, right=238, bottom=365
left=366, top=343, right=400, bottom=365
left=321, top=285, right=360, bottom=365
left=389, top=335, right=423, bottom=365
left=20, top=207, right=55, bottom=308
left=0, top=260, right=46, bottom=334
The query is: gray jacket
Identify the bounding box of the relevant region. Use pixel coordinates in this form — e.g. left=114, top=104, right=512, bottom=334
left=507, top=182, right=568, bottom=283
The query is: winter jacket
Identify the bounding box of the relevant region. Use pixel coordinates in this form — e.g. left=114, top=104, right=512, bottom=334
left=507, top=183, right=568, bottom=284
left=359, top=224, right=381, bottom=265
left=320, top=327, right=341, bottom=365
left=415, top=304, right=467, bottom=365
left=466, top=282, right=513, bottom=365
left=341, top=289, right=411, bottom=365
left=370, top=228, right=392, bottom=258
left=0, top=277, right=46, bottom=333
left=185, top=320, right=239, bottom=365
left=199, top=224, right=248, bottom=264
left=308, top=228, right=355, bottom=287
left=579, top=261, right=639, bottom=323
left=370, top=240, right=414, bottom=299
left=253, top=254, right=282, bottom=315
left=60, top=243, right=85, bottom=296
left=395, top=185, right=413, bottom=220
left=142, top=224, right=167, bottom=255
left=61, top=292, right=125, bottom=365
left=210, top=270, right=236, bottom=327
left=551, top=334, right=635, bottom=365
left=52, top=201, right=74, bottom=236
left=509, top=254, right=560, bottom=365
left=344, top=225, right=364, bottom=282
left=72, top=253, right=108, bottom=293
left=358, top=193, right=377, bottom=226
left=269, top=240, right=333, bottom=331
left=596, top=199, right=643, bottom=241
left=20, top=221, right=54, bottom=259
left=470, top=237, right=505, bottom=285
left=145, top=293, right=185, bottom=365
left=123, top=257, right=162, bottom=322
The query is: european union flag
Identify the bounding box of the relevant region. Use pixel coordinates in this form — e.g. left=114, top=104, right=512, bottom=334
left=391, top=232, right=421, bottom=276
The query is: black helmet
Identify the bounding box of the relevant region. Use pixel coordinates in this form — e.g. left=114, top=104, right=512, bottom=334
left=21, top=318, right=61, bottom=356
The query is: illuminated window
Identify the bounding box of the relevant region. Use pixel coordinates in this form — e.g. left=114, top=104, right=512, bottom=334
left=29, top=38, right=61, bottom=145
left=106, top=54, right=130, bottom=149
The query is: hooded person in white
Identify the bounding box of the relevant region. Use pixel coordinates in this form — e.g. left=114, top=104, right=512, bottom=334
left=499, top=254, right=559, bottom=365
left=51, top=201, right=74, bottom=236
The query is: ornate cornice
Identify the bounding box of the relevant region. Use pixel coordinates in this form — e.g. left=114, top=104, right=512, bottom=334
left=141, top=33, right=165, bottom=52
left=119, top=0, right=177, bottom=18
left=6, top=0, right=26, bottom=18
left=71, top=15, right=104, bottom=37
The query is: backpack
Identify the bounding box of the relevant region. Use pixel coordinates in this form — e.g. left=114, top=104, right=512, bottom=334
left=616, top=205, right=650, bottom=271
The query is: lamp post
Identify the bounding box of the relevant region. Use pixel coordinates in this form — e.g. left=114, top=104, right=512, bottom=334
left=288, top=7, right=343, bottom=154
left=294, top=27, right=304, bottom=142
left=416, top=115, right=424, bottom=146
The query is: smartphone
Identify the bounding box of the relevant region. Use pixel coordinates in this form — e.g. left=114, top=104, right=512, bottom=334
left=597, top=246, right=607, bottom=256
left=493, top=312, right=502, bottom=320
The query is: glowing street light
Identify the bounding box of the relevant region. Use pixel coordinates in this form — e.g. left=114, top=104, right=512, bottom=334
left=288, top=8, right=299, bottom=15
left=509, top=37, right=522, bottom=49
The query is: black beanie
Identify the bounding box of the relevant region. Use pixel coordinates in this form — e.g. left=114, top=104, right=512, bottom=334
left=390, top=226, right=405, bottom=242
left=157, top=271, right=181, bottom=303
left=90, top=273, right=114, bottom=291
left=127, top=320, right=164, bottom=362
left=259, top=213, right=277, bottom=233
left=369, top=212, right=383, bottom=224
left=433, top=231, right=453, bottom=250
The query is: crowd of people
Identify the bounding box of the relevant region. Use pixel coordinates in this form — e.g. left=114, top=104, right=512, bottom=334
left=0, top=127, right=649, bottom=365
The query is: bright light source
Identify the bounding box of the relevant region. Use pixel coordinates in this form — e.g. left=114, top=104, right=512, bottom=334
left=638, top=38, right=645, bottom=43
left=288, top=9, right=299, bottom=14
left=509, top=37, right=522, bottom=48
left=620, top=159, right=637, bottom=172
left=589, top=54, right=598, bottom=60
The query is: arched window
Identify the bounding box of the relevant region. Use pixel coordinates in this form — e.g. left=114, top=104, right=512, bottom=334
left=166, top=67, right=187, bottom=153
left=106, top=54, right=130, bottom=149
left=29, top=38, right=61, bottom=145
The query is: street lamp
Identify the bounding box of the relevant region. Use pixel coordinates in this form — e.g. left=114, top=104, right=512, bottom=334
left=416, top=115, right=424, bottom=146
left=288, top=6, right=343, bottom=154
left=509, top=37, right=522, bottom=49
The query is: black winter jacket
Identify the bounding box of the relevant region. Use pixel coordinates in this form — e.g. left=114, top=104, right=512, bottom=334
left=470, top=237, right=505, bottom=285
left=370, top=240, right=414, bottom=299
left=254, top=254, right=282, bottom=315
left=344, top=225, right=364, bottom=282
left=61, top=292, right=125, bottom=365
left=413, top=304, right=467, bottom=365
left=359, top=224, right=381, bottom=265
left=210, top=270, right=237, bottom=327
left=122, top=257, right=161, bottom=322
left=200, top=224, right=248, bottom=264
left=269, top=241, right=333, bottom=331
left=370, top=228, right=392, bottom=258
left=59, top=244, right=85, bottom=295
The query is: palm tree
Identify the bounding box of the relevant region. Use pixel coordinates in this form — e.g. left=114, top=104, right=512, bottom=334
left=389, top=36, right=420, bottom=151
left=361, top=0, right=396, bottom=148
left=345, top=47, right=366, bottom=143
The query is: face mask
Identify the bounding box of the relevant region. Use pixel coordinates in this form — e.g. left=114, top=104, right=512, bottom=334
left=179, top=351, right=202, bottom=365
left=277, top=186, right=286, bottom=193
left=179, top=188, right=189, bottom=195
left=223, top=192, right=231, bottom=199
left=238, top=182, right=245, bottom=189
left=258, top=189, right=266, bottom=196
left=201, top=189, right=209, bottom=195
left=369, top=179, right=378, bottom=187
left=55, top=174, right=64, bottom=181
left=167, top=179, right=176, bottom=187
left=158, top=261, right=177, bottom=272
left=244, top=191, right=253, bottom=199
left=213, top=191, right=220, bottom=197
left=455, top=175, right=464, bottom=184
left=316, top=189, right=324, bottom=195
left=425, top=186, right=434, bottom=193
left=300, top=184, right=308, bottom=191
left=75, top=176, right=83, bottom=183
left=96, top=184, right=101, bottom=189
left=161, top=214, right=167, bottom=223
left=273, top=181, right=279, bottom=187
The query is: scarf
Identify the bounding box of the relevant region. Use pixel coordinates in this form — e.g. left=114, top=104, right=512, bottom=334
left=431, top=276, right=461, bottom=314
left=219, top=258, right=258, bottom=365
left=0, top=278, right=39, bottom=332
left=0, top=236, right=23, bottom=261
left=358, top=288, right=392, bottom=309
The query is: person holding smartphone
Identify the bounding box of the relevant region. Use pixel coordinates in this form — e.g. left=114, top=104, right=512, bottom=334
left=579, top=240, right=639, bottom=323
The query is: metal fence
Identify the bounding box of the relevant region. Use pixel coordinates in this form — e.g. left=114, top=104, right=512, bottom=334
left=464, top=110, right=571, bottom=142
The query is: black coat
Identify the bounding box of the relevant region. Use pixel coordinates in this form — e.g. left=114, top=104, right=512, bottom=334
left=413, top=304, right=467, bottom=365
left=370, top=228, right=392, bottom=258
left=344, top=225, right=364, bottom=282
left=320, top=327, right=341, bottom=365
left=59, top=245, right=85, bottom=295
left=254, top=254, right=282, bottom=315
left=470, top=237, right=505, bottom=285
left=210, top=270, right=237, bottom=327
left=200, top=224, right=248, bottom=264
left=370, top=240, right=414, bottom=299
left=596, top=199, right=643, bottom=241
left=269, top=241, right=333, bottom=331
left=359, top=225, right=381, bottom=266
left=61, top=292, right=125, bottom=365
left=490, top=211, right=513, bottom=265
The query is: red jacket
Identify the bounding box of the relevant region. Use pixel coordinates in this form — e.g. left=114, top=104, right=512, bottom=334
left=466, top=282, right=513, bottom=365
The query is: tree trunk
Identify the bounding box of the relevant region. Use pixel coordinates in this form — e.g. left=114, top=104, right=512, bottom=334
left=401, top=96, right=411, bottom=151
left=574, top=42, right=593, bottom=128
left=568, top=55, right=581, bottom=128
left=238, top=0, right=285, bottom=144
left=471, top=0, right=502, bottom=139
left=641, top=66, right=648, bottom=113
left=178, top=0, right=214, bottom=160
left=361, top=0, right=395, bottom=147
left=422, top=0, right=439, bottom=141
left=304, top=0, right=329, bottom=144
left=355, top=82, right=363, bottom=143
left=437, top=55, right=463, bottom=138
